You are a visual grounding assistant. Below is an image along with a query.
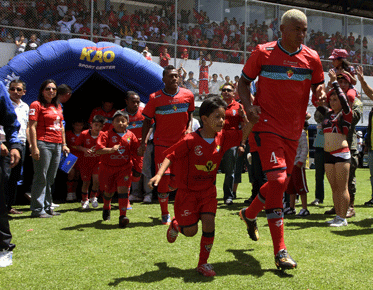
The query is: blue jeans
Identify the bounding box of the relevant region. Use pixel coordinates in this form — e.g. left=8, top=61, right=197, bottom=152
left=221, top=146, right=243, bottom=201
left=30, top=141, right=61, bottom=216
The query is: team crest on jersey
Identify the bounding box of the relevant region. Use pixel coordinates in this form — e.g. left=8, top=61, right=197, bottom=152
left=173, top=105, right=177, bottom=111
left=287, top=69, right=294, bottom=79
left=195, top=161, right=217, bottom=173
left=118, top=146, right=125, bottom=154
left=127, top=137, right=131, bottom=143
left=112, top=136, right=118, bottom=143
left=232, top=109, right=237, bottom=116
left=29, top=108, right=35, bottom=116
left=216, top=145, right=221, bottom=152
left=124, top=175, right=129, bottom=181
left=194, top=145, right=203, bottom=156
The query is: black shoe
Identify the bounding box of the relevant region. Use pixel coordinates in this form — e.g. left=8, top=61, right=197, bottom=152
left=119, top=215, right=129, bottom=228
left=47, top=210, right=61, bottom=216
left=244, top=197, right=254, bottom=205
left=239, top=208, right=259, bottom=241
left=364, top=198, right=373, bottom=206
left=275, top=249, right=297, bottom=270
left=103, top=209, right=111, bottom=221
left=32, top=213, right=53, bottom=218
left=324, top=207, right=336, bottom=215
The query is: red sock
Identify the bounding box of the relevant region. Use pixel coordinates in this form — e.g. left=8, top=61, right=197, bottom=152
left=72, top=180, right=78, bottom=192
left=89, top=190, right=98, bottom=199
left=118, top=193, right=128, bottom=216
left=245, top=196, right=265, bottom=219
left=81, top=193, right=88, bottom=202
left=158, top=193, right=169, bottom=215
left=267, top=211, right=286, bottom=255
left=198, top=232, right=215, bottom=266
left=67, top=181, right=74, bottom=193
left=103, top=195, right=111, bottom=210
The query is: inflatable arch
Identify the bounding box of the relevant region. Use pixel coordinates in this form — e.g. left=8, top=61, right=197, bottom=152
left=0, top=39, right=165, bottom=105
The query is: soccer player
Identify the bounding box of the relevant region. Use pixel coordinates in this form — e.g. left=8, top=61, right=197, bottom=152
left=123, top=91, right=153, bottom=203
left=139, top=65, right=195, bottom=225
left=237, top=9, right=326, bottom=270
left=75, top=115, right=105, bottom=209
left=88, top=99, right=116, bottom=132
left=148, top=97, right=253, bottom=277
left=65, top=119, right=84, bottom=202
left=96, top=110, right=141, bottom=228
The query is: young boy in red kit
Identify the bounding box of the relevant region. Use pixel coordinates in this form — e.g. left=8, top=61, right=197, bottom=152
left=75, top=115, right=106, bottom=209
left=65, top=119, right=84, bottom=202
left=149, top=97, right=253, bottom=276
left=96, top=110, right=141, bottom=228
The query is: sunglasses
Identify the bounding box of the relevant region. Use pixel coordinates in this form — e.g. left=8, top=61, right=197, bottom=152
left=45, top=87, right=57, bottom=91
left=9, top=87, right=23, bottom=92
left=222, top=88, right=233, bottom=92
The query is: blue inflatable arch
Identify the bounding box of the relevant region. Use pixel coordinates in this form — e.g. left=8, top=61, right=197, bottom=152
left=0, top=39, right=164, bottom=105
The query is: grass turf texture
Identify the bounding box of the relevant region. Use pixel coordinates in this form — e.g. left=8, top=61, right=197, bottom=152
left=2, top=168, right=373, bottom=289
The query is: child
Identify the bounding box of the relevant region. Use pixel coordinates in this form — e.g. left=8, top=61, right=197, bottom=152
left=75, top=115, right=105, bottom=209
left=198, top=53, right=213, bottom=100
left=65, top=119, right=84, bottom=202
left=284, top=121, right=310, bottom=217
left=96, top=110, right=141, bottom=228
left=148, top=97, right=253, bottom=276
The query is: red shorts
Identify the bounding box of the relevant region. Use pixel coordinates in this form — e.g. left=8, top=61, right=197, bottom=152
left=199, top=80, right=209, bottom=95
left=154, top=145, right=177, bottom=193
left=99, top=163, right=132, bottom=193
left=256, top=133, right=298, bottom=175
left=174, top=187, right=217, bottom=227
left=286, top=165, right=308, bottom=195
left=80, top=158, right=100, bottom=182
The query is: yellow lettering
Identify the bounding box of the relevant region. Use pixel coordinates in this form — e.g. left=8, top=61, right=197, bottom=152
left=91, top=50, right=103, bottom=63
left=80, top=48, right=93, bottom=62
left=103, top=51, right=115, bottom=63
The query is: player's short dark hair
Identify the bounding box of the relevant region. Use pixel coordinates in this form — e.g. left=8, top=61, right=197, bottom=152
left=112, top=110, right=129, bottom=121
left=163, top=65, right=176, bottom=77
left=9, top=79, right=26, bottom=90
left=57, top=84, right=72, bottom=95
left=92, top=115, right=106, bottom=125
left=199, top=97, right=227, bottom=119
left=221, top=82, right=234, bottom=90
left=71, top=119, right=84, bottom=125
left=126, top=91, right=139, bottom=99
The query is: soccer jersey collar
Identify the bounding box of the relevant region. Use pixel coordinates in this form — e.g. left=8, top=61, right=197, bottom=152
left=277, top=39, right=303, bottom=56
left=123, top=108, right=138, bottom=116
left=162, top=87, right=180, bottom=97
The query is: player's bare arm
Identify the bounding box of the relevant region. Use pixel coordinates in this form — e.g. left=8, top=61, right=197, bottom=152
left=138, top=118, right=152, bottom=156
left=148, top=157, right=172, bottom=189
left=357, top=65, right=373, bottom=99
left=185, top=112, right=193, bottom=134
left=237, top=77, right=261, bottom=123
left=311, top=82, right=326, bottom=105
left=96, top=144, right=120, bottom=155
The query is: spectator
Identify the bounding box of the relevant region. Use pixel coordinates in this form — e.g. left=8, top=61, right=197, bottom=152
left=159, top=48, right=171, bottom=68
left=14, top=35, right=26, bottom=55
left=142, top=50, right=152, bottom=61
left=176, top=34, right=190, bottom=58
left=28, top=79, right=70, bottom=218
left=180, top=48, right=189, bottom=61
left=56, top=0, right=68, bottom=19
left=208, top=73, right=224, bottom=97
left=39, top=18, right=52, bottom=43
left=185, top=71, right=198, bottom=95
left=199, top=54, right=213, bottom=100
left=57, top=14, right=76, bottom=40
left=25, top=34, right=40, bottom=51
left=328, top=49, right=357, bottom=87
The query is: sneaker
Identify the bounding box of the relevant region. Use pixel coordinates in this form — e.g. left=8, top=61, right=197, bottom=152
left=66, top=192, right=76, bottom=201
left=284, top=207, right=296, bottom=215
left=90, top=197, right=98, bottom=208
left=225, top=198, right=233, bottom=205
left=324, top=207, right=336, bottom=215
left=310, top=199, right=322, bottom=206
left=244, top=196, right=254, bottom=205
left=81, top=199, right=89, bottom=209
left=51, top=203, right=59, bottom=210
left=346, top=207, right=356, bottom=218
left=325, top=217, right=337, bottom=224
left=143, top=194, right=152, bottom=204
left=364, top=198, right=373, bottom=206
left=127, top=200, right=132, bottom=210
left=275, top=249, right=297, bottom=270
left=103, top=209, right=111, bottom=221
left=0, top=250, right=13, bottom=268
left=239, top=208, right=259, bottom=241
left=119, top=215, right=129, bottom=228
left=167, top=218, right=179, bottom=243
left=161, top=214, right=171, bottom=225
left=128, top=195, right=143, bottom=202
left=196, top=263, right=216, bottom=277
left=330, top=216, right=348, bottom=227
left=296, top=209, right=310, bottom=217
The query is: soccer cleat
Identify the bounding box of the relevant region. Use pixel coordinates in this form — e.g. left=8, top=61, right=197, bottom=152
left=330, top=216, right=348, bottom=227
left=0, top=250, right=13, bottom=268
left=50, top=203, right=59, bottom=210
left=225, top=198, right=233, bottom=205
left=275, top=249, right=297, bottom=270
left=143, top=194, right=152, bottom=204
left=66, top=192, right=76, bottom=201
left=166, top=218, right=179, bottom=243
left=364, top=198, right=373, bottom=206
left=119, top=215, right=129, bottom=228
left=196, top=263, right=216, bottom=277
left=81, top=200, right=89, bottom=209
left=162, top=214, right=171, bottom=225
left=310, top=198, right=322, bottom=205
left=102, top=209, right=111, bottom=221
left=239, top=208, right=259, bottom=241
left=296, top=209, right=310, bottom=217
left=90, top=197, right=99, bottom=208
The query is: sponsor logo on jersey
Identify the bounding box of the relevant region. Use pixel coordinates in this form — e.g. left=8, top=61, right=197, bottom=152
left=80, top=46, right=115, bottom=63
left=216, top=145, right=221, bottom=152
left=195, top=161, right=217, bottom=173
left=118, top=146, right=125, bottom=154
left=287, top=69, right=294, bottom=79
left=181, top=210, right=192, bottom=217
left=194, top=145, right=203, bottom=156
left=112, top=136, right=118, bottom=143
left=266, top=47, right=274, bottom=50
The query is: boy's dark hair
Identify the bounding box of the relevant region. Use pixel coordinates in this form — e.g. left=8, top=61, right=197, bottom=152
left=57, top=84, right=72, bottom=95
left=92, top=115, right=106, bottom=125
left=112, top=110, right=129, bottom=121
left=163, top=65, right=176, bottom=77
left=199, top=97, right=227, bottom=119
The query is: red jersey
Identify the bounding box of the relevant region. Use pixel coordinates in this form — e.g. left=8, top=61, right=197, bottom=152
left=122, top=107, right=145, bottom=141
left=159, top=53, right=170, bottom=67
left=66, top=130, right=83, bottom=160
left=165, top=129, right=242, bottom=191
left=142, top=88, right=195, bottom=146
left=75, top=129, right=101, bottom=163
left=29, top=101, right=64, bottom=143
left=96, top=128, right=141, bottom=171
left=223, top=100, right=244, bottom=130
left=88, top=107, right=116, bottom=131
left=199, top=65, right=209, bottom=81
left=242, top=40, right=324, bottom=140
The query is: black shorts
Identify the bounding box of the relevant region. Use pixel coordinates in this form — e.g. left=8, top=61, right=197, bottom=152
left=324, top=151, right=351, bottom=164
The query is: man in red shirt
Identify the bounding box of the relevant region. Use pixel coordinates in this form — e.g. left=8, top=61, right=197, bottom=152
left=159, top=48, right=171, bottom=68
left=237, top=9, right=326, bottom=270
left=139, top=65, right=194, bottom=225
left=88, top=100, right=116, bottom=132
